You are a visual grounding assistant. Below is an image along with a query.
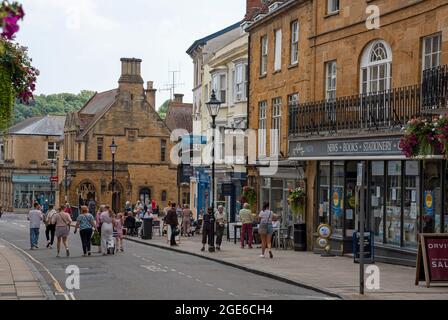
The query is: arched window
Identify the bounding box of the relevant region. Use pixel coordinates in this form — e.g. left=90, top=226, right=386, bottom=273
left=360, top=40, right=392, bottom=94
left=161, top=191, right=167, bottom=202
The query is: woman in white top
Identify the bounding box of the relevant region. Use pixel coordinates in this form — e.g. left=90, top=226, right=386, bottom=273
left=100, top=205, right=116, bottom=255
left=258, top=202, right=277, bottom=259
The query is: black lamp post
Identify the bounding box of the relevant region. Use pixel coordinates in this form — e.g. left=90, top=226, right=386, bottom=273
left=110, top=139, right=118, bottom=213
left=63, top=157, right=70, bottom=203
left=206, top=90, right=221, bottom=253
left=49, top=159, right=56, bottom=205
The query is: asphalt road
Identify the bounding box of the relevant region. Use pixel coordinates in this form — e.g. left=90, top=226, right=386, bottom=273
left=0, top=213, right=331, bottom=300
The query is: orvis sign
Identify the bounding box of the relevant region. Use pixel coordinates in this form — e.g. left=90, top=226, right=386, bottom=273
left=289, top=136, right=402, bottom=158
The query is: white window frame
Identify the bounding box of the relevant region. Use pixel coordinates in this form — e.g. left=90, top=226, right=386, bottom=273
left=261, top=35, right=268, bottom=75
left=274, top=29, right=282, bottom=71
left=422, top=33, right=442, bottom=71
left=47, top=142, right=58, bottom=161
left=327, top=0, right=339, bottom=14
left=234, top=62, right=248, bottom=102
left=215, top=126, right=225, bottom=164
left=360, top=40, right=392, bottom=94
left=325, top=61, right=337, bottom=100
left=212, top=72, right=227, bottom=104
left=258, top=101, right=267, bottom=158
left=271, top=98, right=282, bottom=157
left=291, top=20, right=299, bottom=65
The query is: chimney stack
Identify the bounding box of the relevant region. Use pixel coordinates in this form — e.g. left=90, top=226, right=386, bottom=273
left=145, top=81, right=157, bottom=109
left=173, top=94, right=184, bottom=104
left=119, top=58, right=144, bottom=89
left=245, top=0, right=263, bottom=21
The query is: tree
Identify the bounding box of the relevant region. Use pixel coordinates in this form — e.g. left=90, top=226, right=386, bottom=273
left=157, top=99, right=170, bottom=119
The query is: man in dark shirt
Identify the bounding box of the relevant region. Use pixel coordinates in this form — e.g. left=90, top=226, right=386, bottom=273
left=166, top=203, right=179, bottom=246
left=201, top=207, right=214, bottom=252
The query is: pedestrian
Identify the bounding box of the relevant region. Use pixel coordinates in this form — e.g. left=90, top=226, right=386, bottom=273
left=0, top=205, right=3, bottom=219
left=64, top=202, right=72, bottom=219
left=258, top=202, right=276, bottom=259
left=52, top=206, right=73, bottom=257
left=44, top=204, right=57, bottom=249
left=125, top=201, right=132, bottom=214
left=100, top=205, right=115, bottom=255
left=214, top=206, right=226, bottom=251
left=28, top=202, right=43, bottom=250
left=96, top=205, right=105, bottom=253
left=88, top=199, right=96, bottom=215
left=201, top=207, right=213, bottom=252
left=182, top=205, right=192, bottom=237
left=176, top=204, right=183, bottom=218
left=114, top=213, right=125, bottom=252
left=165, top=202, right=179, bottom=246
left=74, top=206, right=96, bottom=257
left=151, top=199, right=157, bottom=212
left=43, top=200, right=49, bottom=214
left=162, top=201, right=171, bottom=240
left=239, top=203, right=254, bottom=249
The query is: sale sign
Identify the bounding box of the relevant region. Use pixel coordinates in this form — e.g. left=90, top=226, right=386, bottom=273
left=426, top=238, right=448, bottom=281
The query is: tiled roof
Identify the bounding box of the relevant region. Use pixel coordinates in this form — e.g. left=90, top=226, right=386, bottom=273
left=164, top=101, right=193, bottom=133
left=8, top=115, right=66, bottom=136
left=79, top=89, right=118, bottom=115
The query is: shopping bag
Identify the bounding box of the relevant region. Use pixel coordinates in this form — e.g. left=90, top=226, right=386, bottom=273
left=91, top=230, right=101, bottom=246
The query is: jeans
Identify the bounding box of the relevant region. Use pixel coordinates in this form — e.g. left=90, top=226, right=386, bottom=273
left=215, top=223, right=225, bottom=247
left=45, top=224, right=56, bottom=245
left=30, top=228, right=40, bottom=248
left=80, top=228, right=93, bottom=254
left=241, top=224, right=253, bottom=247
left=169, top=225, right=177, bottom=245
left=202, top=228, right=210, bottom=245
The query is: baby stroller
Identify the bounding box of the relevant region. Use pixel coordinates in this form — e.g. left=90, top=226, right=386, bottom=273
left=188, top=219, right=198, bottom=237
left=107, top=233, right=116, bottom=255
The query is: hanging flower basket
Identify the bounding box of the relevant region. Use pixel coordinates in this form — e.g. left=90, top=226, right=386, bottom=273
left=400, top=116, right=448, bottom=159
left=288, top=187, right=306, bottom=223
left=242, top=186, right=257, bottom=211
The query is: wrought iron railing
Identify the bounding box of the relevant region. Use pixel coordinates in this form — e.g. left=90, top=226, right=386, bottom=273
left=289, top=65, right=448, bottom=136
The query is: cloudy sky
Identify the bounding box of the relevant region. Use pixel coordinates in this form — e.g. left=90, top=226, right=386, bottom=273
left=16, top=0, right=246, bottom=109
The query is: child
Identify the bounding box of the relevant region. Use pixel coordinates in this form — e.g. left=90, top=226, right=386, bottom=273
left=114, top=213, right=125, bottom=252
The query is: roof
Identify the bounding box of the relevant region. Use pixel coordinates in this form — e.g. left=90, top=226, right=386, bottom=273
left=164, top=101, right=193, bottom=133
left=79, top=89, right=118, bottom=115
left=186, top=22, right=241, bottom=55
left=8, top=115, right=66, bottom=136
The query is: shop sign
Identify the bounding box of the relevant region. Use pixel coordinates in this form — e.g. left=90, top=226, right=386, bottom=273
left=12, top=175, right=51, bottom=184
left=416, top=234, right=448, bottom=288
left=221, top=183, right=234, bottom=197
left=289, top=136, right=402, bottom=158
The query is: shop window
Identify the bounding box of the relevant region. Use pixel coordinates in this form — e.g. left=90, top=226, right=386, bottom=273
left=371, top=161, right=385, bottom=244
left=404, top=161, right=420, bottom=248
left=345, top=162, right=358, bottom=237
left=318, top=162, right=331, bottom=225
left=386, top=161, right=402, bottom=246
left=423, top=161, right=442, bottom=233
left=271, top=179, right=283, bottom=221
left=331, top=161, right=344, bottom=236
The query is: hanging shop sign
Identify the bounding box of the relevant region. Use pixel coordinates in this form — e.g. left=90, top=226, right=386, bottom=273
left=424, top=191, right=434, bottom=216
left=289, top=136, right=402, bottom=158
left=332, top=189, right=343, bottom=217
left=416, top=234, right=448, bottom=288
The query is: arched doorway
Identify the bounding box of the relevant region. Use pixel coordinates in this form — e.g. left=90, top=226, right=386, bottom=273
left=77, top=181, right=96, bottom=206
left=109, top=181, right=123, bottom=213
left=139, top=188, right=151, bottom=208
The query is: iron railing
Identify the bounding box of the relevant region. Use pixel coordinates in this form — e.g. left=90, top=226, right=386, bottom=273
left=289, top=65, right=448, bottom=136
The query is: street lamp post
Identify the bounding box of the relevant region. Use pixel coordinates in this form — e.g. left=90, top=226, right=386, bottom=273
left=110, top=139, right=118, bottom=213
left=206, top=90, right=221, bottom=253
left=63, top=157, right=70, bottom=203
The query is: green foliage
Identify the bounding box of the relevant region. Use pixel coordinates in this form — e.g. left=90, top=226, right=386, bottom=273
left=0, top=63, right=13, bottom=130
left=12, top=90, right=95, bottom=124
left=157, top=99, right=170, bottom=119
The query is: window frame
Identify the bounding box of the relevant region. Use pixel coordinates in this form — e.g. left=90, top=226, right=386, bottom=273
left=97, top=137, right=104, bottom=161
left=47, top=142, right=58, bottom=161
left=258, top=101, right=267, bottom=157
left=234, top=62, right=248, bottom=102
left=271, top=97, right=282, bottom=157
left=274, top=29, right=282, bottom=71
left=325, top=60, right=337, bottom=100
left=422, top=33, right=442, bottom=72
left=327, top=0, right=340, bottom=14
left=212, top=72, right=227, bottom=104
left=360, top=40, right=393, bottom=94
left=161, top=139, right=167, bottom=162
left=290, top=20, right=299, bottom=65
left=260, top=35, right=268, bottom=76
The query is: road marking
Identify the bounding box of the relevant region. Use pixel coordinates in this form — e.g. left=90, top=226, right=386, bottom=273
left=206, top=283, right=214, bottom=287
left=229, top=292, right=236, bottom=296
left=141, top=265, right=168, bottom=273
left=178, top=272, right=185, bottom=276
left=171, top=269, right=176, bottom=272
left=19, top=225, right=26, bottom=228
left=195, top=279, right=203, bottom=283
left=187, top=275, right=192, bottom=279
left=217, top=288, right=225, bottom=292
left=0, top=238, right=72, bottom=300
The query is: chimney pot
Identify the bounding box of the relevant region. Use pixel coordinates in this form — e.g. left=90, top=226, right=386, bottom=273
left=174, top=94, right=184, bottom=103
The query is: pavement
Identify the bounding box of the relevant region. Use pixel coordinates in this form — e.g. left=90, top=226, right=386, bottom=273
left=0, top=240, right=48, bottom=300
left=0, top=213, right=330, bottom=300
left=125, top=231, right=448, bottom=300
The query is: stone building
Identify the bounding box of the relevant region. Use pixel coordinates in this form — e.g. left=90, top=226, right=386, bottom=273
left=0, top=116, right=65, bottom=212
left=59, top=58, right=178, bottom=212
left=247, top=0, right=448, bottom=265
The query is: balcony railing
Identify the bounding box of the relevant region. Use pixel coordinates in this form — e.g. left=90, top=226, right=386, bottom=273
left=289, top=65, right=448, bottom=136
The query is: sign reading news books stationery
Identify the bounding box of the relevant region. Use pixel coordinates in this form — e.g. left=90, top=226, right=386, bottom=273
left=415, top=234, right=448, bottom=288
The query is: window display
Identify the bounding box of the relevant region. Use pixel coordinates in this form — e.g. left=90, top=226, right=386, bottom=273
left=371, top=161, right=385, bottom=244
left=318, top=162, right=330, bottom=225
left=423, top=161, right=441, bottom=234
left=404, top=161, right=419, bottom=248
left=386, top=161, right=402, bottom=246
left=345, top=162, right=357, bottom=237
left=331, top=162, right=344, bottom=236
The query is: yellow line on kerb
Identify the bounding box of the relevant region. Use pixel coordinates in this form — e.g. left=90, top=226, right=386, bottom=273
left=0, top=238, right=74, bottom=300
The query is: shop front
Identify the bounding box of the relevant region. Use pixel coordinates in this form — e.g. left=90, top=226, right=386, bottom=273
left=12, top=174, right=53, bottom=210
left=290, top=134, right=448, bottom=266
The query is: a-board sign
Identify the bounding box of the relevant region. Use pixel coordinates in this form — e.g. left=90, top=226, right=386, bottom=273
left=415, top=234, right=448, bottom=288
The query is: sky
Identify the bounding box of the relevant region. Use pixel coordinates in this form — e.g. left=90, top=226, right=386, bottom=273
left=15, top=0, right=246, bottom=109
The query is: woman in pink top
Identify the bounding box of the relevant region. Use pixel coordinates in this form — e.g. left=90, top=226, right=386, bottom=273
left=52, top=206, right=73, bottom=257
left=114, top=213, right=124, bottom=252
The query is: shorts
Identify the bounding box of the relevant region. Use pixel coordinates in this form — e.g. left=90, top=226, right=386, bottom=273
left=55, top=226, right=70, bottom=238
left=259, top=223, right=273, bottom=236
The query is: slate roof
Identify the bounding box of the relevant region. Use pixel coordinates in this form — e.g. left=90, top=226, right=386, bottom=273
left=186, top=22, right=241, bottom=55
left=79, top=89, right=118, bottom=115
left=8, top=115, right=66, bottom=136
left=164, top=101, right=193, bottom=133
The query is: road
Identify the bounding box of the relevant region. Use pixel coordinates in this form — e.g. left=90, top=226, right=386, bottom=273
left=0, top=213, right=331, bottom=300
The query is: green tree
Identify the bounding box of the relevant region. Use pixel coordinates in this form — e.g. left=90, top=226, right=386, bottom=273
left=157, top=99, right=170, bottom=119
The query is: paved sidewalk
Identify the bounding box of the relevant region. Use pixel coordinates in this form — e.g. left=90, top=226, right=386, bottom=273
left=0, top=241, right=48, bottom=300
left=126, top=234, right=448, bottom=300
